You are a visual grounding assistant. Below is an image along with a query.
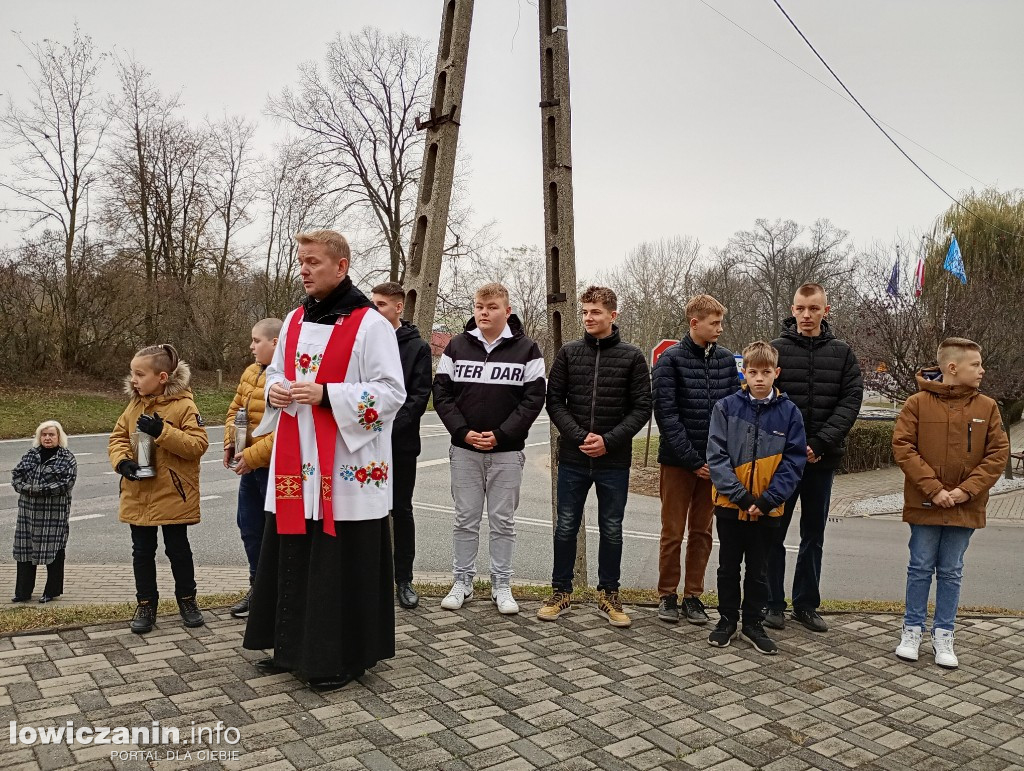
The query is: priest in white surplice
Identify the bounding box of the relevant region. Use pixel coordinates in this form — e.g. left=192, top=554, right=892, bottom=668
left=243, top=229, right=405, bottom=692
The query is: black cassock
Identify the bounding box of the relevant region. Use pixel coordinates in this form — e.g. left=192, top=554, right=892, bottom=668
left=243, top=513, right=395, bottom=679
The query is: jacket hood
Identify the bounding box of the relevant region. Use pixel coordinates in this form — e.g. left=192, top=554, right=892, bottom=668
left=584, top=325, right=621, bottom=349
left=915, top=367, right=979, bottom=400
left=396, top=319, right=422, bottom=343
left=463, top=313, right=526, bottom=339
left=123, top=361, right=193, bottom=400
left=780, top=316, right=837, bottom=345
left=683, top=333, right=717, bottom=357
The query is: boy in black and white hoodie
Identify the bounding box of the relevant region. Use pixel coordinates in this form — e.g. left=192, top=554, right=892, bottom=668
left=432, top=282, right=546, bottom=614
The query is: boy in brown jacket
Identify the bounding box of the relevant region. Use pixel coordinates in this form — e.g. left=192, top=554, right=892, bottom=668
left=891, top=337, right=1008, bottom=669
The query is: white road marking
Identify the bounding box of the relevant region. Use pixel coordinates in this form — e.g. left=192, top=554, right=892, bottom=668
left=69, top=514, right=104, bottom=522
left=413, top=500, right=800, bottom=553
left=200, top=495, right=221, bottom=501
left=416, top=441, right=550, bottom=469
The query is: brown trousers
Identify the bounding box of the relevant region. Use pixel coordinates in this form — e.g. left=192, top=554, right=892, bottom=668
left=658, top=465, right=715, bottom=598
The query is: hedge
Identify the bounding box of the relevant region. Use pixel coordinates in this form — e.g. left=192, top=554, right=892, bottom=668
left=840, top=420, right=896, bottom=474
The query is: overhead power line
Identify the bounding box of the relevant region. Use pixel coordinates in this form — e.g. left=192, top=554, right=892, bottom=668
left=694, top=0, right=989, bottom=188
left=769, top=0, right=1023, bottom=240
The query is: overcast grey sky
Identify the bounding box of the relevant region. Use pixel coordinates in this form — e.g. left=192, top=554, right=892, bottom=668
left=2, top=1, right=1021, bottom=274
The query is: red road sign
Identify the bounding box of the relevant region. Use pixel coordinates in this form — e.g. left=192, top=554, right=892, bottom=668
left=651, top=339, right=679, bottom=366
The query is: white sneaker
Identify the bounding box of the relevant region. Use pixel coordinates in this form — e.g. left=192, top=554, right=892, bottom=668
left=491, top=585, right=519, bottom=615
left=440, top=581, right=473, bottom=610
left=895, top=625, right=923, bottom=661
left=931, top=629, right=959, bottom=669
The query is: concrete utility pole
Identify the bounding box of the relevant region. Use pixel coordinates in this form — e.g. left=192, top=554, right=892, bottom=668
left=402, top=0, right=475, bottom=337
left=538, top=0, right=584, bottom=587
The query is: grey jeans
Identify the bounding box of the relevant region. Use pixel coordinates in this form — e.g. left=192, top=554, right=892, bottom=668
left=449, top=446, right=525, bottom=585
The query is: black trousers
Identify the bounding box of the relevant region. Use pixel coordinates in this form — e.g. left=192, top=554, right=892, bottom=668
left=391, top=453, right=417, bottom=584
left=130, top=524, right=196, bottom=602
left=716, top=516, right=774, bottom=626
left=14, top=550, right=65, bottom=599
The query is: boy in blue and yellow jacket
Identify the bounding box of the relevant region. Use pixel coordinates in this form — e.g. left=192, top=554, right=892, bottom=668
left=706, top=341, right=806, bottom=654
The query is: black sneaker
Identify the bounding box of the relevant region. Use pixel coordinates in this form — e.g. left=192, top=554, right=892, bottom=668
left=130, top=601, right=156, bottom=634
left=177, top=596, right=205, bottom=628
left=793, top=609, right=828, bottom=633
left=707, top=618, right=738, bottom=647
left=682, top=596, right=710, bottom=625
left=229, top=587, right=252, bottom=619
left=763, top=609, right=786, bottom=630
left=657, top=595, right=679, bottom=623
left=742, top=623, right=779, bottom=655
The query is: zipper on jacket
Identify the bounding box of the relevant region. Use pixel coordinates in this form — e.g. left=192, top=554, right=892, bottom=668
left=589, top=346, right=601, bottom=469
left=704, top=345, right=712, bottom=418
left=747, top=403, right=762, bottom=494
left=967, top=423, right=972, bottom=453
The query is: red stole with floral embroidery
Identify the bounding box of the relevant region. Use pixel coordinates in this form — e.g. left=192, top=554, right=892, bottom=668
left=275, top=305, right=370, bottom=536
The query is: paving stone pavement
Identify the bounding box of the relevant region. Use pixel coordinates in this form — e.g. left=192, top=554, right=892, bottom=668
left=2, top=600, right=1023, bottom=770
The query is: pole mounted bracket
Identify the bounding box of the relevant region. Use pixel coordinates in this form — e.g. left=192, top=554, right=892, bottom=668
left=415, top=104, right=460, bottom=131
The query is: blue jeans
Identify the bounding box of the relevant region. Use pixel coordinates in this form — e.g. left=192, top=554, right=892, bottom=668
left=237, top=467, right=269, bottom=581
left=552, top=463, right=629, bottom=593
left=904, top=524, right=973, bottom=631
left=765, top=467, right=834, bottom=612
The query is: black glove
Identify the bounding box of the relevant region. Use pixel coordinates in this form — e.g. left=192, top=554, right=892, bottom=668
left=117, top=459, right=141, bottom=481
left=137, top=412, right=164, bottom=438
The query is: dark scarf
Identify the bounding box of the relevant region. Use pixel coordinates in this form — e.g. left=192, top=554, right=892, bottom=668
left=302, top=276, right=373, bottom=325
left=38, top=446, right=59, bottom=463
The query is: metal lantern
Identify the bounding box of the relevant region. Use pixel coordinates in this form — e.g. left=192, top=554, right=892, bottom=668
left=134, top=430, right=157, bottom=479
left=229, top=407, right=248, bottom=468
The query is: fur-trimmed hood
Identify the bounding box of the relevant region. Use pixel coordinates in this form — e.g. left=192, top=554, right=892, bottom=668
left=123, top=361, right=193, bottom=400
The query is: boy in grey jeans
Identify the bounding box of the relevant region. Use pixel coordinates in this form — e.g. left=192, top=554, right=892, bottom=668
left=432, top=283, right=546, bottom=614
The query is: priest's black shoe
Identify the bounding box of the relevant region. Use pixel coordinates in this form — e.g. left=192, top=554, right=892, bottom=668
left=254, top=657, right=290, bottom=674
left=308, top=670, right=363, bottom=693
left=39, top=594, right=60, bottom=604
left=10, top=596, right=30, bottom=603
left=396, top=582, right=419, bottom=609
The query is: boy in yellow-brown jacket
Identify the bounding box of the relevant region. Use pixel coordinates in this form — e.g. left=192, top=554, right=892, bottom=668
left=224, top=318, right=281, bottom=618
left=109, top=344, right=209, bottom=634
left=892, top=337, right=1008, bottom=669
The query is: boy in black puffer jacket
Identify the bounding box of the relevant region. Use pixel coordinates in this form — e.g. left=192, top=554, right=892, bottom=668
left=653, top=295, right=741, bottom=625
left=539, top=286, right=651, bottom=627
left=763, top=283, right=863, bottom=634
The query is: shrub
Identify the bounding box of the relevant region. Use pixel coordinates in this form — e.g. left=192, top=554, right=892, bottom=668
left=841, top=420, right=895, bottom=474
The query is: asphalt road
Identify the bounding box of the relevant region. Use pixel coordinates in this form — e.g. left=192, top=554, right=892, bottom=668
left=2, top=417, right=1022, bottom=609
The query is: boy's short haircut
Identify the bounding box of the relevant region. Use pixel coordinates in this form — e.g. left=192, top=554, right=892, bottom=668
left=135, top=343, right=179, bottom=374
left=742, top=341, right=779, bottom=369
left=580, top=285, right=617, bottom=312
left=475, top=282, right=510, bottom=304
left=795, top=282, right=827, bottom=302
left=937, top=337, right=982, bottom=366
left=253, top=318, right=283, bottom=340
left=295, top=229, right=351, bottom=263
left=371, top=281, right=406, bottom=302
left=685, top=294, right=726, bottom=321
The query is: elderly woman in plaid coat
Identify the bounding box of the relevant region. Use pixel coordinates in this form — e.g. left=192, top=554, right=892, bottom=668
left=11, top=420, right=77, bottom=603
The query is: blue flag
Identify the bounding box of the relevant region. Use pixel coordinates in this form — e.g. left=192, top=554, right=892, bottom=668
left=886, top=260, right=899, bottom=296
left=944, top=236, right=967, bottom=284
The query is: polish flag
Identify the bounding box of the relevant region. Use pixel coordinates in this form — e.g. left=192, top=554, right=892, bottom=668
left=914, top=257, right=925, bottom=297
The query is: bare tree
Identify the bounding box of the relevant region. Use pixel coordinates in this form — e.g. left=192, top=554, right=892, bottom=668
left=721, top=218, right=854, bottom=339
left=0, top=27, right=109, bottom=368
left=268, top=27, right=432, bottom=281
left=598, top=236, right=702, bottom=356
